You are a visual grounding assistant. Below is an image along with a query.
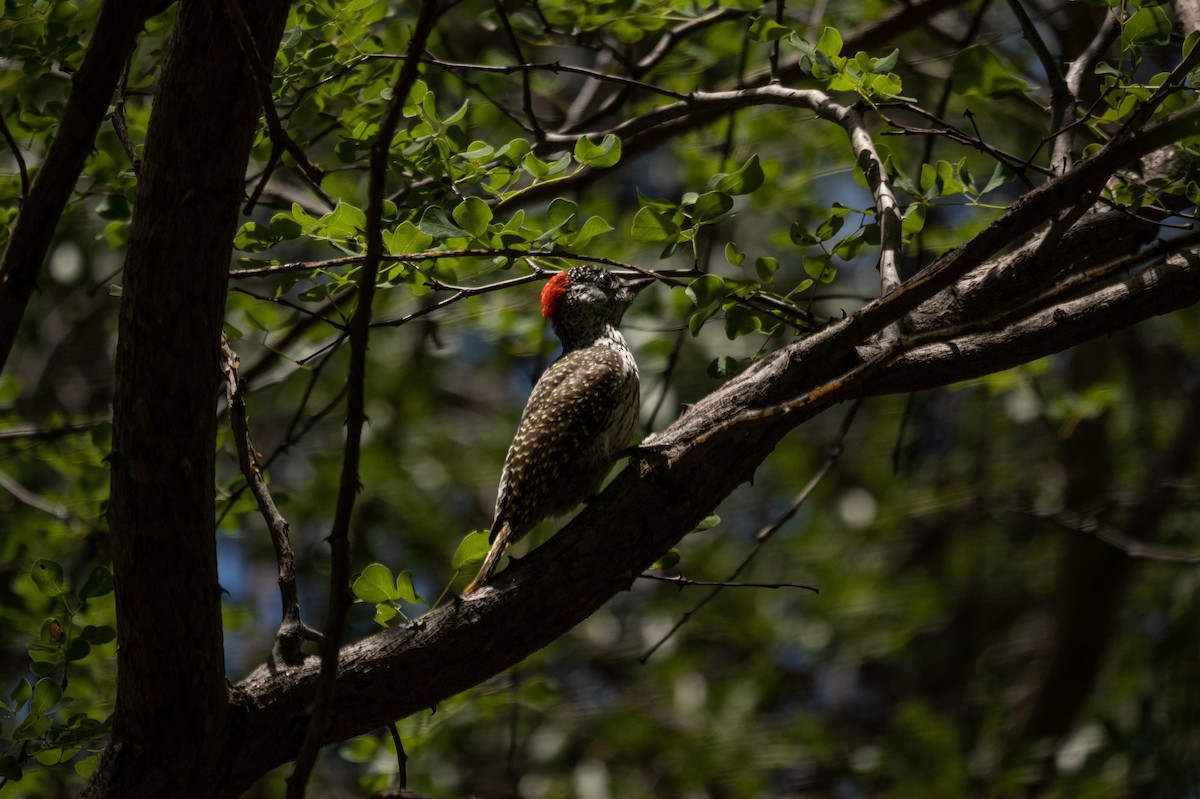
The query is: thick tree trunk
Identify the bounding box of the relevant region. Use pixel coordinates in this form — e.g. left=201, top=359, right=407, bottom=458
left=86, top=1, right=290, bottom=796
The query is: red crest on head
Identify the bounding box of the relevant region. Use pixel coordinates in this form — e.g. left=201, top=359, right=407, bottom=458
left=540, top=271, right=570, bottom=320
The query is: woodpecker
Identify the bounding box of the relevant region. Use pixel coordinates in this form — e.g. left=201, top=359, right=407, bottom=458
left=464, top=266, right=647, bottom=594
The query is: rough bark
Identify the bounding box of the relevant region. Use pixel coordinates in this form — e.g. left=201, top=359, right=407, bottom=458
left=87, top=1, right=291, bottom=796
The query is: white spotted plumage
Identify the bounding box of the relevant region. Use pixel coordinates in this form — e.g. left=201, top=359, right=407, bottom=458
left=464, top=267, right=643, bottom=594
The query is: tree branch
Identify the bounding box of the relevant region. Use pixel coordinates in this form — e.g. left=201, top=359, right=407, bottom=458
left=0, top=0, right=153, bottom=375
left=223, top=238, right=1200, bottom=799
left=222, top=337, right=318, bottom=668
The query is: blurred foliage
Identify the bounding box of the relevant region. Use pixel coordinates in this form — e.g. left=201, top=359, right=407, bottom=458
left=2, top=0, right=1200, bottom=796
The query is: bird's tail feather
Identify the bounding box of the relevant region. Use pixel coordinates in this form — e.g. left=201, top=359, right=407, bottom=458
left=463, top=522, right=512, bottom=594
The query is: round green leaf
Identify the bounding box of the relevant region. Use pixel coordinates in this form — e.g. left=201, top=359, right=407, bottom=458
left=31, top=559, right=66, bottom=598
left=574, top=133, right=622, bottom=168
left=452, top=197, right=493, bottom=237
left=78, top=565, right=114, bottom=600
left=452, top=531, right=490, bottom=570
left=631, top=206, right=680, bottom=244
left=691, top=191, right=733, bottom=224
left=351, top=562, right=398, bottom=603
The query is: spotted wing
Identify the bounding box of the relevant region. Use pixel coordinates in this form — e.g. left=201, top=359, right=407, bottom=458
left=491, top=346, right=638, bottom=542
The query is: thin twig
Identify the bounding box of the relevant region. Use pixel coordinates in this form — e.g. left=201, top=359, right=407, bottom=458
left=0, top=417, right=109, bottom=442
left=639, top=573, right=819, bottom=591
left=490, top=0, right=542, bottom=142
left=0, top=107, right=31, bottom=200
left=0, top=468, right=69, bottom=520
left=1006, top=0, right=1074, bottom=174
left=111, top=52, right=141, bottom=176
left=386, top=724, right=408, bottom=789
left=220, top=0, right=332, bottom=206
left=221, top=336, right=318, bottom=667
left=640, top=400, right=860, bottom=663
left=287, top=3, right=442, bottom=795
left=1024, top=509, right=1200, bottom=564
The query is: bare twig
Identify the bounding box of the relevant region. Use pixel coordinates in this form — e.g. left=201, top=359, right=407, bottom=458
left=640, top=400, right=860, bottom=662
left=1064, top=12, right=1120, bottom=103
left=0, top=468, right=70, bottom=520
left=0, top=417, right=109, bottom=442
left=490, top=0, right=542, bottom=142
left=1006, top=0, right=1074, bottom=174
left=0, top=111, right=30, bottom=200
left=639, top=573, right=819, bottom=591
left=221, top=336, right=318, bottom=667
left=386, top=724, right=408, bottom=789
left=840, top=103, right=903, bottom=336
left=1027, top=509, right=1200, bottom=564
left=220, top=0, right=331, bottom=206
left=111, top=52, right=141, bottom=176
left=287, top=2, right=442, bottom=795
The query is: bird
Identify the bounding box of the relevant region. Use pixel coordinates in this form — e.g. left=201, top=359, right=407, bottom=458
left=463, top=266, right=648, bottom=594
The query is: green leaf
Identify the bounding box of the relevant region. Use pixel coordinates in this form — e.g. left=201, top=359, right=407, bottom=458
left=65, top=638, right=91, bottom=661
left=384, top=221, right=435, bottom=254
left=713, top=155, right=764, bottom=196
left=452, top=530, right=490, bottom=570
left=78, top=565, right=113, bottom=600
left=706, top=356, right=741, bottom=379
left=685, top=274, right=726, bottom=308
left=723, top=303, right=760, bottom=339
left=815, top=26, right=843, bottom=58
left=755, top=256, right=779, bottom=282
left=688, top=303, right=719, bottom=336
left=568, top=215, right=614, bottom=248
left=74, top=755, right=98, bottom=779
left=452, top=196, right=493, bottom=237
left=394, top=569, right=425, bottom=605
left=725, top=241, right=746, bottom=267
left=902, top=203, right=927, bottom=236
left=31, top=559, right=66, bottom=597
left=0, top=755, right=23, bottom=782
left=693, top=513, right=721, bottom=531
left=30, top=677, right=62, bottom=715
left=652, top=549, right=680, bottom=570
left=374, top=603, right=398, bottom=627
left=546, top=197, right=578, bottom=231
left=461, top=140, right=495, bottom=160
left=1124, top=6, right=1171, bottom=46
left=873, top=48, right=899, bottom=73
left=418, top=206, right=467, bottom=239
left=749, top=16, right=794, bottom=42
left=351, top=563, right=398, bottom=603
left=789, top=222, right=819, bottom=246
left=815, top=214, right=844, bottom=241
left=951, top=45, right=1031, bottom=98
left=233, top=221, right=277, bottom=253
left=573, top=133, right=621, bottom=168
left=79, top=625, right=116, bottom=645
left=691, top=191, right=733, bottom=224
left=631, top=206, right=679, bottom=243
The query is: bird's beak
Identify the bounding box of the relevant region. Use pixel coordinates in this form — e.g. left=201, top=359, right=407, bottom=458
left=624, top=275, right=656, bottom=294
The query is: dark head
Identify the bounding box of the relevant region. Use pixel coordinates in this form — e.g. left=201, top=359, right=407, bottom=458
left=540, top=267, right=650, bottom=350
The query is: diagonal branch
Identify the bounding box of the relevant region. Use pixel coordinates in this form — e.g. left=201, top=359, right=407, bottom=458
left=0, top=0, right=154, bottom=375
left=225, top=245, right=1200, bottom=796
left=220, top=0, right=331, bottom=205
